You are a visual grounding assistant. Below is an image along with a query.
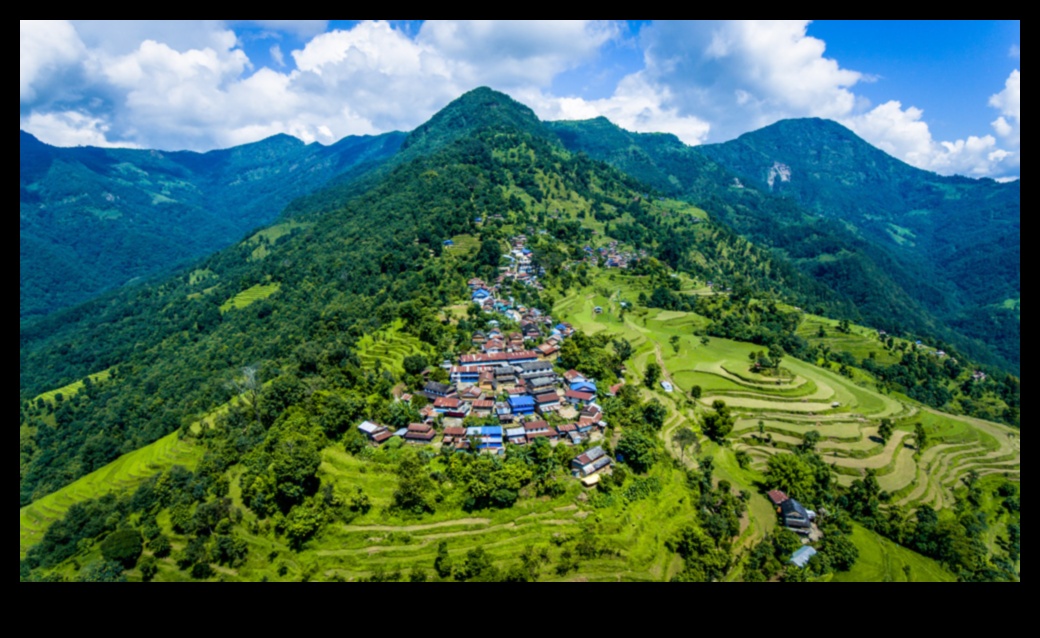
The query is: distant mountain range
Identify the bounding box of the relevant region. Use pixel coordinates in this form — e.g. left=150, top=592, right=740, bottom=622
left=20, top=89, right=1019, bottom=371
left=20, top=129, right=404, bottom=318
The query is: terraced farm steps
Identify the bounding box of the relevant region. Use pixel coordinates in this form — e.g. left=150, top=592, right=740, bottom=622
left=20, top=432, right=203, bottom=557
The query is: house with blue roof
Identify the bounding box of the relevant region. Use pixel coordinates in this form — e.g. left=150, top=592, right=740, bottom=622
left=508, top=395, right=536, bottom=415
left=570, top=380, right=597, bottom=394
left=443, top=239, right=454, bottom=246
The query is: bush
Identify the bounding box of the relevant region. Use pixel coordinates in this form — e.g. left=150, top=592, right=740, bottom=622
left=100, top=528, right=143, bottom=569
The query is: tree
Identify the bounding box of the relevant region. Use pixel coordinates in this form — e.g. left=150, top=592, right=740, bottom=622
left=617, top=430, right=658, bottom=473
left=877, top=418, right=895, bottom=443
left=403, top=354, right=427, bottom=376
left=271, top=433, right=321, bottom=509
left=644, top=362, right=661, bottom=388
left=766, top=454, right=814, bottom=501
left=612, top=338, right=633, bottom=364
left=670, top=335, right=681, bottom=354
left=643, top=400, right=668, bottom=430
left=100, top=528, right=143, bottom=569
left=701, top=400, right=734, bottom=442
left=673, top=427, right=697, bottom=463
left=392, top=449, right=435, bottom=514
left=800, top=430, right=821, bottom=452
left=768, top=343, right=785, bottom=374
left=690, top=385, right=702, bottom=400
left=914, top=422, right=928, bottom=451
left=138, top=555, right=158, bottom=582
left=434, top=541, right=453, bottom=579
left=700, top=336, right=710, bottom=346
left=817, top=325, right=826, bottom=338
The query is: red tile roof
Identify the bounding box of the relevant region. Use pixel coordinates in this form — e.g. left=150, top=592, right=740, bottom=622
left=767, top=490, right=789, bottom=505
left=434, top=397, right=461, bottom=409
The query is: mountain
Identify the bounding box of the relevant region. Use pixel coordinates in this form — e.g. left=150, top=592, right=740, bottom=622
left=19, top=88, right=1019, bottom=583
left=19, top=129, right=405, bottom=319
left=546, top=117, right=1020, bottom=372
left=697, top=118, right=1020, bottom=369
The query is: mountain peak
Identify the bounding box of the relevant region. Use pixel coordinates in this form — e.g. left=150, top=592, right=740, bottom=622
left=401, top=86, right=547, bottom=153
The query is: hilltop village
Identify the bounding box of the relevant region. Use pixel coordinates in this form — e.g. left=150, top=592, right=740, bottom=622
left=357, top=233, right=629, bottom=485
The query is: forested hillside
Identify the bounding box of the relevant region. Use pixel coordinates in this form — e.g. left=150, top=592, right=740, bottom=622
left=19, top=130, right=404, bottom=319
left=547, top=118, right=1020, bottom=373
left=19, top=88, right=1019, bottom=583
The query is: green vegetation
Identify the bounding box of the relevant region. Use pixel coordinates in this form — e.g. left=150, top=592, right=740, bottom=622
left=220, top=283, right=282, bottom=313
left=831, top=523, right=954, bottom=582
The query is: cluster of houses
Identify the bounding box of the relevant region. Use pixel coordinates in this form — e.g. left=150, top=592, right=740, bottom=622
left=767, top=489, right=824, bottom=568
left=580, top=240, right=646, bottom=269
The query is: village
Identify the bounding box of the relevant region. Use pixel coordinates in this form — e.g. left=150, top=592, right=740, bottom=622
left=355, top=233, right=631, bottom=486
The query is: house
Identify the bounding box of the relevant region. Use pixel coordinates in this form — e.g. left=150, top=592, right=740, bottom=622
left=536, top=343, right=559, bottom=359
left=443, top=239, right=454, bottom=246
left=471, top=399, right=495, bottom=416
left=660, top=381, right=674, bottom=393
left=433, top=397, right=470, bottom=418
left=467, top=278, right=485, bottom=290
left=594, top=306, right=603, bottom=314
left=535, top=391, right=561, bottom=413
left=442, top=426, right=468, bottom=446
left=478, top=370, right=496, bottom=390
left=459, top=351, right=539, bottom=367
left=570, top=380, right=597, bottom=394
left=565, top=389, right=596, bottom=406
left=781, top=498, right=813, bottom=531
left=518, top=360, right=554, bottom=379
left=459, top=386, right=484, bottom=402
left=506, top=427, right=527, bottom=445
left=424, top=381, right=457, bottom=399
left=606, top=382, right=624, bottom=398
left=580, top=474, right=601, bottom=488
left=471, top=330, right=487, bottom=345
left=450, top=366, right=481, bottom=384
left=767, top=490, right=790, bottom=507
left=482, top=339, right=506, bottom=353
left=563, top=370, right=587, bottom=384
left=404, top=422, right=436, bottom=444
left=508, top=395, right=536, bottom=415
left=466, top=425, right=504, bottom=451
left=571, top=446, right=612, bottom=477
left=527, top=376, right=557, bottom=396
left=789, top=546, right=817, bottom=568
left=357, top=420, right=390, bottom=443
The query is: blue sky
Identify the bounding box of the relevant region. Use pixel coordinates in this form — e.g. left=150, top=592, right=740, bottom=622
left=20, top=20, right=1019, bottom=178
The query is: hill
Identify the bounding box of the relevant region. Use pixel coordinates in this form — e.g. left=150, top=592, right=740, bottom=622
left=19, top=129, right=404, bottom=319
left=19, top=88, right=1019, bottom=583
left=546, top=118, right=1020, bottom=373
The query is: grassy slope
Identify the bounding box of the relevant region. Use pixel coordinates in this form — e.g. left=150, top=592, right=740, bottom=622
left=219, top=282, right=281, bottom=313
left=19, top=432, right=202, bottom=558
left=830, top=523, right=955, bottom=582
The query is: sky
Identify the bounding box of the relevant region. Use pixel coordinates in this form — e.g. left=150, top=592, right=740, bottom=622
left=20, top=20, right=1020, bottom=179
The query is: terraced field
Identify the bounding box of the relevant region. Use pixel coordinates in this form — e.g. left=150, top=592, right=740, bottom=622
left=555, top=275, right=1020, bottom=525
left=32, top=368, right=112, bottom=405
left=355, top=319, right=435, bottom=376
left=220, top=282, right=281, bottom=312
left=20, top=432, right=202, bottom=558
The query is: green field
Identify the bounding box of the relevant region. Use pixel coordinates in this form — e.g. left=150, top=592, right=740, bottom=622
left=247, top=222, right=310, bottom=260
left=830, top=523, right=955, bottom=582
left=355, top=319, right=434, bottom=376
left=32, top=368, right=112, bottom=405
left=20, top=432, right=202, bottom=558
left=220, top=282, right=281, bottom=313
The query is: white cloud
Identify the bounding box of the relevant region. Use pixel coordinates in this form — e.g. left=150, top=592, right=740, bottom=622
left=20, top=20, right=85, bottom=103
left=989, top=69, right=1020, bottom=147
left=269, top=44, right=285, bottom=67
left=21, top=110, right=137, bottom=148
left=843, top=99, right=1016, bottom=177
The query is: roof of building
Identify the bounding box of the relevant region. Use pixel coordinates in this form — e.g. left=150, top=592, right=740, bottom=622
left=443, top=426, right=467, bottom=436
left=460, top=351, right=539, bottom=365
left=357, top=420, right=382, bottom=434
left=433, top=397, right=461, bottom=409
left=424, top=381, right=455, bottom=394
left=472, top=399, right=495, bottom=409
left=534, top=392, right=560, bottom=404
left=767, top=490, right=790, bottom=506
left=789, top=546, right=817, bottom=568
left=781, top=498, right=810, bottom=521
left=372, top=430, right=392, bottom=443
left=565, top=390, right=595, bottom=401
left=574, top=446, right=607, bottom=466
left=508, top=395, right=535, bottom=408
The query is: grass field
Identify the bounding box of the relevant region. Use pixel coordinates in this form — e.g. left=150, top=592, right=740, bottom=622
left=830, top=523, right=955, bottom=582
left=32, top=368, right=112, bottom=405
left=247, top=222, right=310, bottom=261
left=553, top=271, right=1020, bottom=559
left=20, top=432, right=202, bottom=558
left=220, top=282, right=281, bottom=313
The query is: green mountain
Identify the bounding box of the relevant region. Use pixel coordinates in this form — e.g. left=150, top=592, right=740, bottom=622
left=20, top=129, right=405, bottom=319
left=697, top=118, right=1020, bottom=366
left=19, top=89, right=1019, bottom=583
left=546, top=117, right=1019, bottom=372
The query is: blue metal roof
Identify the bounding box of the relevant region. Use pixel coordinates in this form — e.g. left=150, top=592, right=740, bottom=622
left=509, top=395, right=535, bottom=407
left=789, top=546, right=817, bottom=568
left=570, top=381, right=597, bottom=392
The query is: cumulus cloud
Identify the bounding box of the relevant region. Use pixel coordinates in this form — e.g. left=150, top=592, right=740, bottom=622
left=16, top=20, right=1023, bottom=178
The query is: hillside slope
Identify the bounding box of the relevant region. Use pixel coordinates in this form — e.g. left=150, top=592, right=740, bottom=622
left=19, top=130, right=404, bottom=319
